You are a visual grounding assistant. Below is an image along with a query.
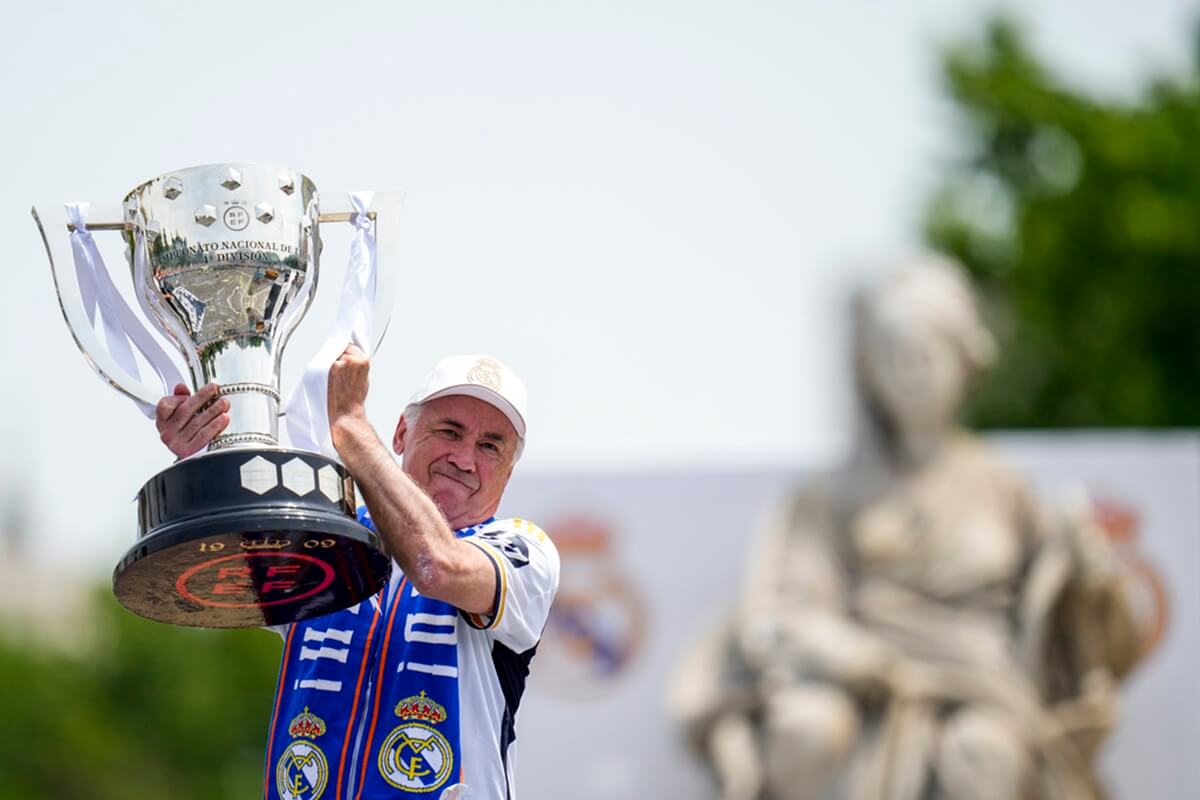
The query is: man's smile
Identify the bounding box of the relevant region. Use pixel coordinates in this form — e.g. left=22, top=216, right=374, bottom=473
left=430, top=464, right=479, bottom=492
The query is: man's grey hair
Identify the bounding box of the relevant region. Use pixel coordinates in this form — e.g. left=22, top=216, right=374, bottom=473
left=403, top=402, right=525, bottom=462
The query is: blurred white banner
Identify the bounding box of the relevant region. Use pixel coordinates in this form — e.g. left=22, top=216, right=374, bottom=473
left=501, top=433, right=1199, bottom=800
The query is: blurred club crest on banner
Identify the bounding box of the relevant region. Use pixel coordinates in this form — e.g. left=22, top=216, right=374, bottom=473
left=535, top=515, right=647, bottom=700
left=1089, top=491, right=1170, bottom=657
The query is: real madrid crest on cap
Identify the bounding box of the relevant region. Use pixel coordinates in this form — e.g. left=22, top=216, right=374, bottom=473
left=466, top=357, right=502, bottom=390
left=377, top=691, right=454, bottom=792
left=277, top=707, right=329, bottom=800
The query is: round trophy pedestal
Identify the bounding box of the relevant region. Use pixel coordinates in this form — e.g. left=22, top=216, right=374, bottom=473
left=115, top=448, right=391, bottom=628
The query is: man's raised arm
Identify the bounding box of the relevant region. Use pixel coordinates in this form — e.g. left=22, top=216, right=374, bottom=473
left=326, top=345, right=499, bottom=615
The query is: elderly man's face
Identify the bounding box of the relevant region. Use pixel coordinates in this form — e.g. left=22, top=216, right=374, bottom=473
left=392, top=394, right=519, bottom=529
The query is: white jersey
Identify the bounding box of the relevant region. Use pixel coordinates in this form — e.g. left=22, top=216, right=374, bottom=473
left=266, top=516, right=559, bottom=800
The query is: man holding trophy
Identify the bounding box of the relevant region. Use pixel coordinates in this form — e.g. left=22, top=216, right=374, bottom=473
left=35, top=164, right=559, bottom=800
left=164, top=350, right=559, bottom=800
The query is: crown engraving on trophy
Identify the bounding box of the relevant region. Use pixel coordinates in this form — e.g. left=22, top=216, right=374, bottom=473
left=194, top=204, right=217, bottom=227
left=219, top=167, right=242, bottom=190
left=163, top=177, right=184, bottom=200
left=255, top=202, right=275, bottom=224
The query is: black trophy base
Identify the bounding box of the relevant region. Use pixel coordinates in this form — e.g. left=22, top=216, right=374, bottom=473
left=115, top=447, right=391, bottom=629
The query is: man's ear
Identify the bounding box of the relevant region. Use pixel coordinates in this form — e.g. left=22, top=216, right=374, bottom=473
left=392, top=415, right=407, bottom=456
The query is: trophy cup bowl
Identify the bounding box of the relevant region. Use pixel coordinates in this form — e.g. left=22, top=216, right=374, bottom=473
left=34, top=164, right=394, bottom=628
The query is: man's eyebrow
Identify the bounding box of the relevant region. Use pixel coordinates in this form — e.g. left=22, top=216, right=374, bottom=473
left=433, top=419, right=509, bottom=443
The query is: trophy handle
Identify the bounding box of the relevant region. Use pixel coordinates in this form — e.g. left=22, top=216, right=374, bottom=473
left=32, top=201, right=186, bottom=413
left=317, top=191, right=404, bottom=356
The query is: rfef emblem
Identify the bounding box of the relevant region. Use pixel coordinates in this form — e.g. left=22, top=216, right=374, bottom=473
left=377, top=691, right=454, bottom=793
left=276, top=707, right=329, bottom=800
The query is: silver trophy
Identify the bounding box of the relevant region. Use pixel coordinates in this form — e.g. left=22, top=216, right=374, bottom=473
left=33, top=163, right=397, bottom=628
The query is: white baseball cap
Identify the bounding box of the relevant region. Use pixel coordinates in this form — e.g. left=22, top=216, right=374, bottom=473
left=408, top=354, right=528, bottom=439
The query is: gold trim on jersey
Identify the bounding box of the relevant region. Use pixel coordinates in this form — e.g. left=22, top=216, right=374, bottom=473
left=465, top=538, right=508, bottom=630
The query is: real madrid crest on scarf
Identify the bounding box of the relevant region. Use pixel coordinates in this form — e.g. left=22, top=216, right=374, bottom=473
left=276, top=707, right=329, bottom=800
left=377, top=691, right=454, bottom=791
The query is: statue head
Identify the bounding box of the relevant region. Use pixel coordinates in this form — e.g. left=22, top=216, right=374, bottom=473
left=853, top=255, right=995, bottom=444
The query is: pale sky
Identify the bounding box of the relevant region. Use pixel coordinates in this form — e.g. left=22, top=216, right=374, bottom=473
left=0, top=0, right=1193, bottom=569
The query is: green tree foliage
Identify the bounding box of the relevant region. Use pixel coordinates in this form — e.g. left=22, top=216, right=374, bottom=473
left=0, top=589, right=280, bottom=800
left=926, top=18, right=1200, bottom=427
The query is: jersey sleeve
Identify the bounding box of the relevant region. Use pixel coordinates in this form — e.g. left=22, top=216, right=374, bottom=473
left=462, top=517, right=560, bottom=653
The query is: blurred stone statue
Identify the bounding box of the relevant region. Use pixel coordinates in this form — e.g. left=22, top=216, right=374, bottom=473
left=671, top=256, right=1143, bottom=800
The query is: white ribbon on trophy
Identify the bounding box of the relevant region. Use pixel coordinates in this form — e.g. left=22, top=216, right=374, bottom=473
left=284, top=191, right=377, bottom=457
left=65, top=202, right=186, bottom=418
